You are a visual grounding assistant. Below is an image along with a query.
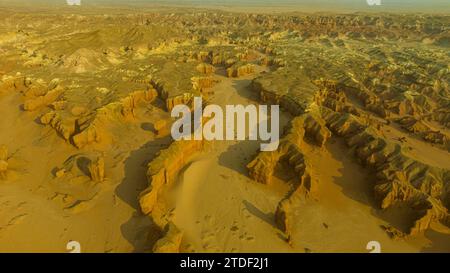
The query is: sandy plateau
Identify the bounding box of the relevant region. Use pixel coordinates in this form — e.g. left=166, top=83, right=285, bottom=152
left=0, top=4, right=449, bottom=253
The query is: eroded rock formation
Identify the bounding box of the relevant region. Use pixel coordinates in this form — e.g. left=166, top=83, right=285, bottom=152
left=226, top=63, right=255, bottom=78
left=315, top=81, right=450, bottom=237
left=0, top=75, right=63, bottom=111
left=196, top=63, right=216, bottom=75
left=248, top=111, right=328, bottom=240
left=140, top=139, right=204, bottom=218
left=247, top=112, right=330, bottom=185
left=152, top=222, right=183, bottom=253
left=396, top=116, right=449, bottom=148
left=41, top=88, right=158, bottom=148
left=0, top=145, right=8, bottom=179
left=191, top=76, right=216, bottom=92
left=139, top=138, right=204, bottom=252
left=88, top=157, right=105, bottom=182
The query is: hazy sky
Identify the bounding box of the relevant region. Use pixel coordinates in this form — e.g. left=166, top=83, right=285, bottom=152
left=1, top=0, right=449, bottom=13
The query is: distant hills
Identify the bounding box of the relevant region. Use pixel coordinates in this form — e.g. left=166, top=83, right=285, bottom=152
left=1, top=0, right=449, bottom=13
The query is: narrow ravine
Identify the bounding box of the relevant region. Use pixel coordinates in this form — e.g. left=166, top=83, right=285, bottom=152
left=172, top=66, right=294, bottom=252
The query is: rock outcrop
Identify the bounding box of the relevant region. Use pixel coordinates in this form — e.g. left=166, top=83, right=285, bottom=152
left=247, top=112, right=327, bottom=241
left=0, top=145, right=7, bottom=160
left=40, top=111, right=77, bottom=141
left=0, top=75, right=63, bottom=111
left=251, top=71, right=318, bottom=116
left=140, top=139, right=204, bottom=219
left=23, top=86, right=63, bottom=111
left=119, top=88, right=158, bottom=120
left=396, top=116, right=449, bottom=148
left=247, top=112, right=330, bottom=185
left=154, top=120, right=169, bottom=137
left=139, top=138, right=204, bottom=252
left=226, top=63, right=255, bottom=78
left=196, top=63, right=216, bottom=75
left=165, top=93, right=195, bottom=112
left=41, top=88, right=158, bottom=148
left=275, top=169, right=314, bottom=242
left=0, top=145, right=8, bottom=179
left=152, top=222, right=183, bottom=253
left=149, top=61, right=201, bottom=111
left=88, top=157, right=105, bottom=182
left=315, top=81, right=450, bottom=237
left=191, top=76, right=216, bottom=92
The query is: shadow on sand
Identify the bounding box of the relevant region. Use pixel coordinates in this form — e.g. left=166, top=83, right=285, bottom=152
left=243, top=200, right=276, bottom=229
left=218, top=140, right=260, bottom=176
left=116, top=135, right=172, bottom=252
